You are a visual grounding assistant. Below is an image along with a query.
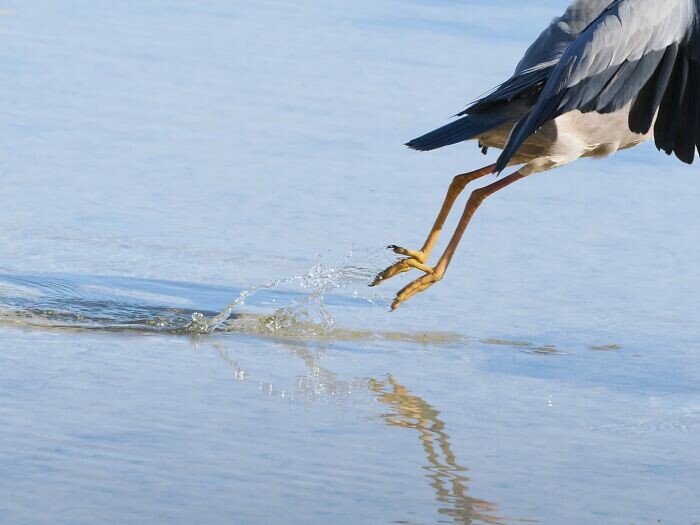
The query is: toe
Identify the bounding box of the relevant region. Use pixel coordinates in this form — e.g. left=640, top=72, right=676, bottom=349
left=391, top=273, right=442, bottom=309
left=389, top=245, right=424, bottom=260
left=371, top=258, right=434, bottom=287
left=371, top=260, right=411, bottom=286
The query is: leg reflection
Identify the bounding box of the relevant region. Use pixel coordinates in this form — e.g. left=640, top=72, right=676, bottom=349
left=370, top=375, right=503, bottom=525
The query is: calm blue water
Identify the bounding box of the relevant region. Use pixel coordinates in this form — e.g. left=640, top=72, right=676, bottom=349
left=1, top=1, right=699, bottom=524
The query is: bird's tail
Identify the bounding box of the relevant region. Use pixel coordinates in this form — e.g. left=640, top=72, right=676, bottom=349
left=405, top=113, right=509, bottom=151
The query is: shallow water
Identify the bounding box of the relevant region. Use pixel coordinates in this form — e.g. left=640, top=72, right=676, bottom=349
left=1, top=1, right=700, bottom=524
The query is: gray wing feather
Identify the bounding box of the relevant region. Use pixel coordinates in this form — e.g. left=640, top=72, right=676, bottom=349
left=466, top=0, right=613, bottom=113
left=496, top=0, right=698, bottom=171
left=514, top=0, right=615, bottom=74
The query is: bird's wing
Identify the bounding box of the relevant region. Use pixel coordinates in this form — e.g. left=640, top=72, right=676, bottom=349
left=496, top=0, right=699, bottom=171
left=465, top=0, right=613, bottom=113
left=514, top=0, right=615, bottom=75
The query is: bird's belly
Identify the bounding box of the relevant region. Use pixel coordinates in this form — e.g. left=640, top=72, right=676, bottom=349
left=477, top=120, right=561, bottom=163
left=478, top=105, right=653, bottom=166
left=557, top=107, right=653, bottom=159
left=478, top=126, right=513, bottom=151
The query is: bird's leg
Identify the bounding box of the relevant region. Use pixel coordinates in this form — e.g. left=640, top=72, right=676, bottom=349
left=372, top=163, right=496, bottom=286
left=391, top=170, right=527, bottom=310
left=391, top=163, right=496, bottom=261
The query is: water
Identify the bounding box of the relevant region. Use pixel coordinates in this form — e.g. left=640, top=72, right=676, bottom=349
left=1, top=1, right=700, bottom=523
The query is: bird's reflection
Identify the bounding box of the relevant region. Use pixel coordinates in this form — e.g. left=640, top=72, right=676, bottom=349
left=212, top=339, right=506, bottom=525
left=369, top=375, right=503, bottom=524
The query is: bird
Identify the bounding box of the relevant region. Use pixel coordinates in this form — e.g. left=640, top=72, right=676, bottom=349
left=372, top=0, right=700, bottom=310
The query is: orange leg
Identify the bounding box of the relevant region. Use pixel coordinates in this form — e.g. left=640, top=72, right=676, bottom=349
left=372, top=164, right=495, bottom=286
left=391, top=170, right=527, bottom=310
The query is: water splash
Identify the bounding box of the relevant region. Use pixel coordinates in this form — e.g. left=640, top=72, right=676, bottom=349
left=186, top=250, right=386, bottom=335
left=0, top=250, right=466, bottom=345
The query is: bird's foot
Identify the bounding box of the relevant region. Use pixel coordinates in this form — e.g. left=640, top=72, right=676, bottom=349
left=370, top=245, right=429, bottom=287
left=391, top=267, right=444, bottom=310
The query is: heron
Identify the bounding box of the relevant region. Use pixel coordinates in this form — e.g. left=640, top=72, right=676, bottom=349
left=372, top=0, right=700, bottom=309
